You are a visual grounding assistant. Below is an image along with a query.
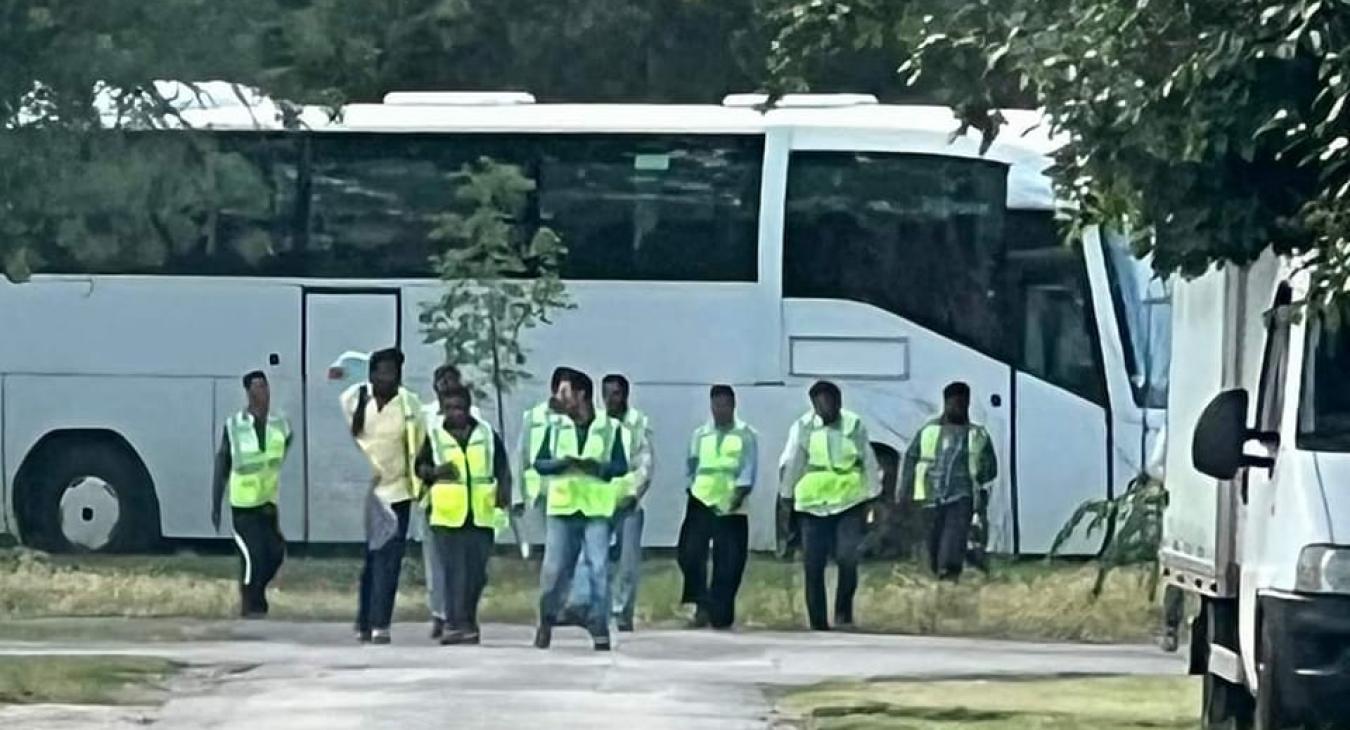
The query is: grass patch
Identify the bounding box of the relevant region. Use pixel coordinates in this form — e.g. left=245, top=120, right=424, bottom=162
left=0, top=548, right=1160, bottom=642
left=778, top=675, right=1200, bottom=729
left=0, top=655, right=177, bottom=705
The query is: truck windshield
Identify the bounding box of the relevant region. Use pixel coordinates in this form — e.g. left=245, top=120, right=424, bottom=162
left=1299, top=305, right=1350, bottom=451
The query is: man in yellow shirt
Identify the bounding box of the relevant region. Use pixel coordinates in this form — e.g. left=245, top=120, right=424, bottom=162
left=340, top=348, right=424, bottom=645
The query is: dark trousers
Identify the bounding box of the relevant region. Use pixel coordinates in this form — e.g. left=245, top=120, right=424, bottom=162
left=800, top=503, right=866, bottom=630
left=431, top=525, right=493, bottom=633
left=232, top=504, right=286, bottom=615
left=357, top=500, right=411, bottom=632
left=1163, top=584, right=1185, bottom=633
left=677, top=496, right=749, bottom=629
left=928, top=497, right=974, bottom=581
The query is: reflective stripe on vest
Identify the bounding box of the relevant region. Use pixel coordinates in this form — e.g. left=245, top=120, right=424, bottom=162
left=227, top=412, right=290, bottom=508
left=522, top=403, right=554, bottom=504
left=690, top=422, right=746, bottom=514
left=396, top=388, right=422, bottom=499
left=793, top=411, right=865, bottom=511
left=547, top=414, right=618, bottom=518
left=609, top=408, right=647, bottom=500
left=913, top=422, right=990, bottom=502
left=426, top=420, right=505, bottom=530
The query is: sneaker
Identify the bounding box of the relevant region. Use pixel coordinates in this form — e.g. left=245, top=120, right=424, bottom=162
left=441, top=630, right=481, bottom=646
left=356, top=630, right=372, bottom=644
left=533, top=624, right=552, bottom=650
left=1160, top=629, right=1179, bottom=654
left=616, top=618, right=635, bottom=633
left=687, top=606, right=710, bottom=629
left=430, top=617, right=445, bottom=641
left=593, top=635, right=612, bottom=652
left=371, top=629, right=392, bottom=645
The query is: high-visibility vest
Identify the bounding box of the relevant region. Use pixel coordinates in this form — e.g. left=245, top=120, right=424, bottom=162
left=912, top=421, right=992, bottom=502
left=690, top=420, right=753, bottom=514
left=226, top=411, right=291, bottom=508
left=610, top=408, right=648, bottom=500
left=793, top=410, right=866, bottom=511
left=521, top=402, right=557, bottom=505
left=396, top=387, right=423, bottom=499
left=425, top=419, right=506, bottom=530
left=547, top=414, right=619, bottom=518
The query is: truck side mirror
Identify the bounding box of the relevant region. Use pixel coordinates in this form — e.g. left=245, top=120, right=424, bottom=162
left=1192, top=389, right=1278, bottom=480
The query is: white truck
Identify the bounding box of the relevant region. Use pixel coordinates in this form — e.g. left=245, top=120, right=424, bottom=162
left=1163, top=253, right=1350, bottom=729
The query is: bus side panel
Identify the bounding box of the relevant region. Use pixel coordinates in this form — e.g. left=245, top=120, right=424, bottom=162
left=0, top=376, right=8, bottom=538
left=4, top=375, right=217, bottom=540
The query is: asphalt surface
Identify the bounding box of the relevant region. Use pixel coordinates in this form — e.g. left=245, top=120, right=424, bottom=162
left=0, top=621, right=1184, bottom=729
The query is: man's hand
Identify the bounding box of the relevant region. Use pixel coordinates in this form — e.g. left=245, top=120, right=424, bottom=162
left=572, top=458, right=601, bottom=476
left=434, top=462, right=460, bottom=481
left=728, top=487, right=751, bottom=513
left=415, top=463, right=437, bottom=484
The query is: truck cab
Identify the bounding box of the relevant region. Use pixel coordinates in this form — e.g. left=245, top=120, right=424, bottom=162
left=1165, top=257, right=1350, bottom=728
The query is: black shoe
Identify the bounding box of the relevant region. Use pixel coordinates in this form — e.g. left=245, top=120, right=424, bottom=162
left=1160, top=629, right=1179, bottom=654
left=241, top=610, right=267, bottom=621
left=533, top=624, right=552, bottom=650
left=356, top=630, right=372, bottom=644
left=810, top=623, right=831, bottom=632
left=616, top=619, right=634, bottom=633
left=371, top=629, right=392, bottom=645
left=430, top=618, right=445, bottom=640
left=687, top=606, right=710, bottom=629
left=441, top=630, right=481, bottom=646
left=593, top=636, right=612, bottom=652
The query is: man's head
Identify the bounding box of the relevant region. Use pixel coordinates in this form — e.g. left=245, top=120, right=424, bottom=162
left=243, top=370, right=269, bottom=412
left=566, top=370, right=595, bottom=419
left=368, top=348, right=404, bottom=399
left=433, top=364, right=462, bottom=396
left=942, top=381, right=972, bottom=425
left=809, top=380, right=842, bottom=425
left=602, top=374, right=630, bottom=418
left=440, top=384, right=473, bottom=430
left=710, top=384, right=736, bottom=428
left=549, top=366, right=576, bottom=411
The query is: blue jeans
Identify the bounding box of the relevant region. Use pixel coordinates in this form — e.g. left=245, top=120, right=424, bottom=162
left=539, top=514, right=612, bottom=638
left=567, top=506, right=644, bottom=624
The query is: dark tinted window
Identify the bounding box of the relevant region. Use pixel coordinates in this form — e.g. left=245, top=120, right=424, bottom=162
left=1298, top=304, right=1350, bottom=451
left=784, top=152, right=1009, bottom=358
left=34, top=131, right=301, bottom=276
left=1005, top=212, right=1106, bottom=405
left=538, top=136, right=761, bottom=281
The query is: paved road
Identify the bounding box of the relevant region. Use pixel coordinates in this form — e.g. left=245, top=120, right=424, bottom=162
left=1, top=622, right=1183, bottom=729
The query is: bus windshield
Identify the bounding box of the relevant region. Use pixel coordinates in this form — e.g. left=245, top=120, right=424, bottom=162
left=1101, top=230, right=1171, bottom=408
left=1299, top=305, right=1350, bottom=452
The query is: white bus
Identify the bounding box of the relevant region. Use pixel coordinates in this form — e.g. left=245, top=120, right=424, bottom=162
left=0, top=91, right=1169, bottom=554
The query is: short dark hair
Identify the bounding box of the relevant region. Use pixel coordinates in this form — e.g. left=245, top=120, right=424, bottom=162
left=710, top=384, right=735, bottom=401
left=369, top=348, right=404, bottom=375
left=443, top=383, right=472, bottom=405
left=433, top=365, right=461, bottom=395
left=808, top=380, right=841, bottom=403
left=550, top=366, right=576, bottom=391
left=943, top=381, right=972, bottom=400
left=568, top=370, right=594, bottom=400
left=602, top=373, right=630, bottom=395
left=242, top=370, right=267, bottom=389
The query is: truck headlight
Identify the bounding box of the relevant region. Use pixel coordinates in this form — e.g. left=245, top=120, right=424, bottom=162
left=1296, top=545, right=1350, bottom=594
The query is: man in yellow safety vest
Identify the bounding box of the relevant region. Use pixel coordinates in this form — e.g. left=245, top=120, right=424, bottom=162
left=513, top=367, right=576, bottom=542
left=899, top=381, right=998, bottom=582
left=678, top=384, right=757, bottom=629
left=779, top=380, right=881, bottom=631
left=211, top=370, right=293, bottom=618
left=414, top=382, right=511, bottom=645
left=532, top=371, right=628, bottom=651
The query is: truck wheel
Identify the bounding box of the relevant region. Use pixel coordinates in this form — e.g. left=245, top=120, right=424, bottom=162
left=1200, top=597, right=1254, bottom=730
left=1203, top=672, right=1254, bottom=730
left=20, top=438, right=161, bottom=553
left=1254, top=619, right=1293, bottom=730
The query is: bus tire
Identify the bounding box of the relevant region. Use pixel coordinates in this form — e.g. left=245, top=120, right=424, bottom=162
left=17, top=435, right=161, bottom=554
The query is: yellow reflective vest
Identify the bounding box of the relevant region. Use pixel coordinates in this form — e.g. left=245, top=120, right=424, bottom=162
left=793, top=410, right=866, bottom=512
left=226, top=411, right=291, bottom=508
left=690, top=420, right=754, bottom=515
left=911, top=421, right=993, bottom=503
left=546, top=414, right=620, bottom=518
left=425, top=419, right=506, bottom=530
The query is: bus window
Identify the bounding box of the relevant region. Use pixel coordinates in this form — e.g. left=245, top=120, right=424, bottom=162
left=1101, top=229, right=1172, bottom=408
left=1005, top=211, right=1107, bottom=406
left=783, top=152, right=1009, bottom=359
left=537, top=135, right=761, bottom=282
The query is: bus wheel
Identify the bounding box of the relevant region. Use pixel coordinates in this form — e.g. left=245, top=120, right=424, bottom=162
left=18, top=436, right=161, bottom=554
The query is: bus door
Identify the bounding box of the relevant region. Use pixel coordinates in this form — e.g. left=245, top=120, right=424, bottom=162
left=303, top=290, right=401, bottom=542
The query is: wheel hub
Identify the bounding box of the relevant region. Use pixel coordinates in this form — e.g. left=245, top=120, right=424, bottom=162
left=59, top=476, right=120, bottom=551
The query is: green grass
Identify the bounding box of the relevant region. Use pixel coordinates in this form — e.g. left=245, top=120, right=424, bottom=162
left=777, top=675, right=1200, bottom=729
left=0, top=547, right=1161, bottom=643
left=0, top=655, right=177, bottom=705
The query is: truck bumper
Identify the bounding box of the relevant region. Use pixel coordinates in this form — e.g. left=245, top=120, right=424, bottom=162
left=1261, top=592, right=1350, bottom=724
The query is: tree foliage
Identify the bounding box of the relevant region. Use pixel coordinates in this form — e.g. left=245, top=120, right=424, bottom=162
left=1049, top=476, right=1167, bottom=597
left=770, top=0, right=1350, bottom=309
left=417, top=159, right=572, bottom=406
